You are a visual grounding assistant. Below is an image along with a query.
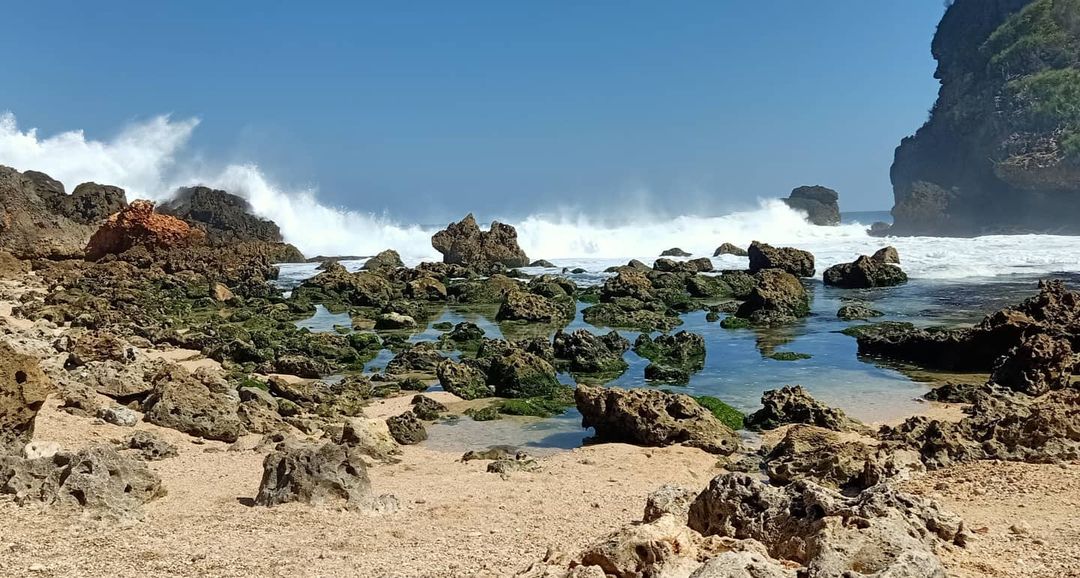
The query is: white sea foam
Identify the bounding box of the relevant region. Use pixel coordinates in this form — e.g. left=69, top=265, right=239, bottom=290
left=3, top=111, right=1080, bottom=280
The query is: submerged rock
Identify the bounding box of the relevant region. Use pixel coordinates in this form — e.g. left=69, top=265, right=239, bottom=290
left=781, top=185, right=840, bottom=226
left=575, top=385, right=740, bottom=455
left=747, top=241, right=815, bottom=278
left=431, top=213, right=530, bottom=269
left=836, top=303, right=884, bottom=320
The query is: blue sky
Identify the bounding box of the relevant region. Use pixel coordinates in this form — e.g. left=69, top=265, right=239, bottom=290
left=2, top=1, right=945, bottom=220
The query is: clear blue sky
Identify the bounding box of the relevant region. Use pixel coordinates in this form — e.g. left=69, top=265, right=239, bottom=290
left=2, top=1, right=945, bottom=221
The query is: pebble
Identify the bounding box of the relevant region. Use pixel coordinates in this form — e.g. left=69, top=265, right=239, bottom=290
left=1009, top=522, right=1031, bottom=535
left=28, top=564, right=45, bottom=572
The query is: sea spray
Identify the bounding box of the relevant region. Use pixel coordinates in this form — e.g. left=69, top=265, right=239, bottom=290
left=5, top=112, right=1080, bottom=280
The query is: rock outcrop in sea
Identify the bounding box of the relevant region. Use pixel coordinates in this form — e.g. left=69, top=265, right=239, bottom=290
left=159, top=185, right=285, bottom=244
left=781, top=185, right=840, bottom=226
left=431, top=213, right=530, bottom=269
left=887, top=0, right=1080, bottom=235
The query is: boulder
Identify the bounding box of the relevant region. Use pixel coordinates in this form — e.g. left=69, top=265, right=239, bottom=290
left=659, top=248, right=691, bottom=257
left=61, top=182, right=128, bottom=224
left=436, top=359, right=492, bottom=400
left=125, top=430, right=178, bottom=461
left=0, top=250, right=29, bottom=278
left=496, top=290, right=568, bottom=323
left=363, top=249, right=404, bottom=271
left=141, top=365, right=243, bottom=442
left=633, top=331, right=706, bottom=384
left=431, top=213, right=529, bottom=269
left=747, top=242, right=815, bottom=277
left=374, top=311, right=417, bottom=330
left=386, top=411, right=427, bottom=445
left=255, top=440, right=396, bottom=510
left=0, top=445, right=164, bottom=519
left=575, top=385, right=740, bottom=455
left=158, top=185, right=283, bottom=243
left=85, top=200, right=206, bottom=260
left=0, top=342, right=53, bottom=453
left=762, top=425, right=923, bottom=491
left=713, top=243, right=748, bottom=257
left=653, top=258, right=713, bottom=274
left=338, top=418, right=402, bottom=463
left=488, top=351, right=560, bottom=398
left=552, top=329, right=629, bottom=375
left=600, top=269, right=656, bottom=302
left=745, top=385, right=866, bottom=432
left=872, top=246, right=900, bottom=264
left=823, top=255, right=908, bottom=288
left=687, top=473, right=966, bottom=577
left=734, top=269, right=809, bottom=325
left=405, top=276, right=447, bottom=301
left=385, top=342, right=444, bottom=375
left=529, top=259, right=556, bottom=268
left=781, top=185, right=840, bottom=226
left=410, top=394, right=447, bottom=420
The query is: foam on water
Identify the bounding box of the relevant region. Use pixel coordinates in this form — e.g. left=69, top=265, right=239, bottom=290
left=5, top=111, right=1080, bottom=281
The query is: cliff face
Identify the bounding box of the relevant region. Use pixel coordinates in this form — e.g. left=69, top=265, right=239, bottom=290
left=888, top=0, right=1080, bottom=235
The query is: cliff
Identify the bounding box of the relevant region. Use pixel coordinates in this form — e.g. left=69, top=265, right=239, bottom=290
left=887, top=0, right=1080, bottom=235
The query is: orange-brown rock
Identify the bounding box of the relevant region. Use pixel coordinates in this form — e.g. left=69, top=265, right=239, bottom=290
left=85, top=200, right=206, bottom=260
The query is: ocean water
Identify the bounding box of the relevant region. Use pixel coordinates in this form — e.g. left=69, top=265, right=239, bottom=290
left=280, top=228, right=1080, bottom=454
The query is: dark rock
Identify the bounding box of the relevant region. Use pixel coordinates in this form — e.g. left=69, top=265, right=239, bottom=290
left=529, top=259, right=556, bottom=268
left=763, top=425, right=923, bottom=491
left=363, top=249, right=404, bottom=271
left=158, top=186, right=283, bottom=243
left=659, top=248, right=691, bottom=257
left=0, top=166, right=113, bottom=259
left=436, top=359, right=492, bottom=400
left=781, top=185, right=840, bottom=226
left=823, top=255, right=908, bottom=288
left=410, top=395, right=447, bottom=420
left=386, top=411, right=427, bottom=445
left=713, top=243, right=748, bottom=257
left=872, top=246, right=900, bottom=264
left=552, top=329, right=629, bottom=375
left=125, top=430, right=179, bottom=461
left=62, top=182, right=128, bottom=225
left=747, top=241, right=815, bottom=277
left=488, top=351, right=559, bottom=399
left=385, top=342, right=444, bottom=375
left=735, top=269, right=809, bottom=325
left=990, top=332, right=1074, bottom=396
left=633, top=331, right=705, bottom=383
left=575, top=385, right=740, bottom=455
left=431, top=213, right=529, bottom=269
left=745, top=385, right=866, bottom=432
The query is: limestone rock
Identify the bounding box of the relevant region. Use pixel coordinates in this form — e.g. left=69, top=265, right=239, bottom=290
left=386, top=411, right=427, bottom=445
left=713, top=243, right=748, bottom=257
left=747, top=242, right=815, bottom=278
left=431, top=213, right=529, bottom=269
left=745, top=385, right=866, bottom=432
left=0, top=342, right=53, bottom=453
left=85, top=200, right=206, bottom=260
left=575, top=385, right=740, bottom=455
left=141, top=365, right=243, bottom=442
left=255, top=440, right=396, bottom=510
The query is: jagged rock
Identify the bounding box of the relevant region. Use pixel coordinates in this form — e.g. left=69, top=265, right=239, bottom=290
left=85, top=200, right=206, bottom=260
left=552, top=329, right=629, bottom=375
left=528, top=274, right=577, bottom=299
left=125, top=430, right=178, bottom=461
left=385, top=342, right=444, bottom=375
left=633, top=331, right=706, bottom=383
left=431, top=213, right=529, bottom=269
left=158, top=185, right=283, bottom=243
left=881, top=387, right=1080, bottom=468
left=654, top=257, right=714, bottom=274
left=735, top=269, right=809, bottom=325
left=0, top=342, right=53, bottom=453
left=363, top=249, right=404, bottom=271
left=745, top=385, right=866, bottom=432
left=386, top=411, right=427, bottom=445
left=0, top=166, right=116, bottom=259
left=713, top=243, right=748, bottom=257
left=660, top=248, right=692, bottom=257
left=489, top=351, right=560, bottom=398
left=782, top=186, right=840, bottom=226
left=497, top=290, right=569, bottom=323
left=338, top=418, right=402, bottom=463
left=410, top=394, right=447, bottom=420
left=255, top=440, right=397, bottom=510
left=643, top=484, right=697, bottom=523
left=141, top=365, right=243, bottom=442
left=836, top=303, right=884, bottom=321
left=600, top=269, right=656, bottom=302
left=436, top=359, right=491, bottom=400
left=405, top=276, right=447, bottom=301
left=872, top=246, right=900, bottom=264
left=0, top=445, right=164, bottom=519
left=989, top=332, right=1074, bottom=396
left=747, top=242, right=815, bottom=278
left=763, top=425, right=924, bottom=491
left=295, top=262, right=393, bottom=308
left=687, top=473, right=965, bottom=577
left=823, top=255, right=908, bottom=288
left=850, top=279, right=1080, bottom=372
left=62, top=182, right=128, bottom=224
left=575, top=385, right=740, bottom=455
